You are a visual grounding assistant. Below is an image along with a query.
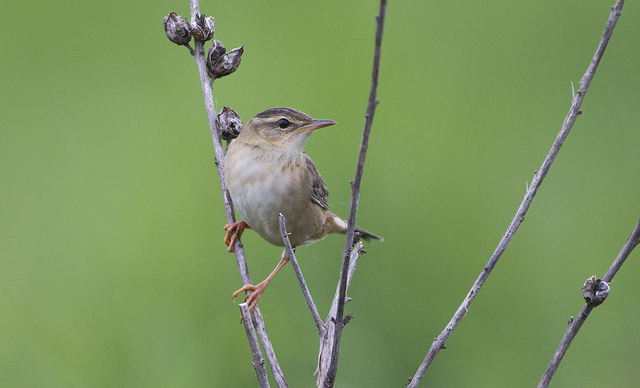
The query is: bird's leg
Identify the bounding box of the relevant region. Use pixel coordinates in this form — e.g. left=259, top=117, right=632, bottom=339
left=232, top=251, right=291, bottom=312
left=223, top=220, right=251, bottom=252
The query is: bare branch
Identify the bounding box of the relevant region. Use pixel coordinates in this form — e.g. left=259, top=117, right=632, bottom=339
left=408, top=1, right=626, bottom=386
left=321, top=0, right=387, bottom=386
left=315, top=244, right=363, bottom=386
left=278, top=213, right=367, bottom=387
left=603, top=218, right=640, bottom=282
left=538, top=217, right=640, bottom=387
left=239, top=303, right=270, bottom=388
left=248, top=307, right=288, bottom=388
left=186, top=0, right=248, bottom=285
left=278, top=213, right=324, bottom=333
left=185, top=1, right=288, bottom=386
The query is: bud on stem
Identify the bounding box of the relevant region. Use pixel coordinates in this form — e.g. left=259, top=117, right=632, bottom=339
left=191, top=14, right=215, bottom=41
left=163, top=12, right=192, bottom=46
left=218, top=106, right=243, bottom=140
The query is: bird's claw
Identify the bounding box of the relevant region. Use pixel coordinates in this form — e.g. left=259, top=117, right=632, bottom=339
left=232, top=281, right=268, bottom=312
left=223, top=221, right=250, bottom=252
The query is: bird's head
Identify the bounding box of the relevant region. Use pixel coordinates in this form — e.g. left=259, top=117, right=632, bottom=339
left=237, top=107, right=336, bottom=161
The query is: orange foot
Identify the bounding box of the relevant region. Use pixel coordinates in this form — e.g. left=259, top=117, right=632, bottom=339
left=224, top=221, right=251, bottom=252
left=232, top=280, right=268, bottom=312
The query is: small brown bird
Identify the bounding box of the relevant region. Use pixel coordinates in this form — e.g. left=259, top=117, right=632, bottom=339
left=223, top=107, right=381, bottom=310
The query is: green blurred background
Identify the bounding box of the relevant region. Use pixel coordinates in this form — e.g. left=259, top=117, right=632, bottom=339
left=2, top=0, right=639, bottom=386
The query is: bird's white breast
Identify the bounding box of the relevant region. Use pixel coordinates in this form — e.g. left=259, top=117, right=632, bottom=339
left=224, top=142, right=309, bottom=246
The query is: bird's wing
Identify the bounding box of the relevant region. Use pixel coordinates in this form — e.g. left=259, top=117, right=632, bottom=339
left=304, top=152, right=330, bottom=210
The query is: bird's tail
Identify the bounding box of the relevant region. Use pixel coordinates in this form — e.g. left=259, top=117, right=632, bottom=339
left=329, top=213, right=383, bottom=242
left=355, top=226, right=383, bottom=242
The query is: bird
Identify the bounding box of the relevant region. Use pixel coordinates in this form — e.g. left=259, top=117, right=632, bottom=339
left=223, top=107, right=382, bottom=311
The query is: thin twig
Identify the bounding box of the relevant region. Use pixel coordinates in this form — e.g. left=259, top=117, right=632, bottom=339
left=603, top=218, right=640, bottom=282
left=408, top=1, right=626, bottom=386
left=239, top=303, right=270, bottom=388
left=322, top=1, right=387, bottom=386
left=538, top=218, right=640, bottom=387
left=249, top=308, right=287, bottom=387
left=278, top=213, right=324, bottom=333
left=187, top=1, right=288, bottom=386
left=315, top=244, right=363, bottom=386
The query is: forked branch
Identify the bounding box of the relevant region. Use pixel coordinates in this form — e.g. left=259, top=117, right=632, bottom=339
left=239, top=303, right=270, bottom=388
left=408, top=1, right=626, bottom=386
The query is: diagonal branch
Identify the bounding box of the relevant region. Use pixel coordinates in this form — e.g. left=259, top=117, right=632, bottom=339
left=602, top=220, right=640, bottom=283
left=320, top=0, right=387, bottom=386
left=278, top=213, right=324, bottom=333
left=407, top=1, right=626, bottom=386
left=538, top=218, right=640, bottom=387
left=315, top=243, right=363, bottom=386
left=187, top=1, right=288, bottom=386
left=239, top=303, right=270, bottom=388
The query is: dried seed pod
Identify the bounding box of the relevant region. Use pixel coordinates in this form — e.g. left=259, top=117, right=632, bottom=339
left=218, top=107, right=243, bottom=140
left=191, top=14, right=215, bottom=41
left=582, top=275, right=610, bottom=306
left=208, top=46, right=244, bottom=79
left=163, top=12, right=192, bottom=46
left=206, top=40, right=227, bottom=78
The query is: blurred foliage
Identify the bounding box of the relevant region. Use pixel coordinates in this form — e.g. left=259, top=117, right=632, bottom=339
left=1, top=0, right=639, bottom=387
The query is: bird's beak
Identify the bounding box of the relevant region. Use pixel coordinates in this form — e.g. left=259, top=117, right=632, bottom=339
left=300, top=119, right=337, bottom=132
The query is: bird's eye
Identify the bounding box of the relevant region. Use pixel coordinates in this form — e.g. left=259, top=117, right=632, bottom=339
left=278, top=118, right=290, bottom=129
